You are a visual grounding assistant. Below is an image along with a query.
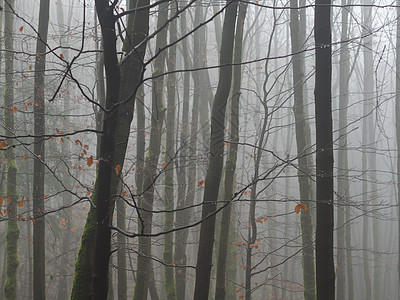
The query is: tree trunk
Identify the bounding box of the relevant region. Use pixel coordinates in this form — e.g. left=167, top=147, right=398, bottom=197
left=396, top=0, right=400, bottom=297
left=71, top=0, right=149, bottom=298
left=173, top=0, right=191, bottom=298
left=3, top=1, right=19, bottom=299
left=174, top=1, right=201, bottom=298
left=337, top=1, right=351, bottom=299
left=133, top=2, right=168, bottom=299
left=90, top=1, right=122, bottom=298
left=314, top=1, right=335, bottom=299
left=163, top=1, right=177, bottom=299
left=289, top=1, right=316, bottom=299
left=117, top=195, right=127, bottom=300
left=193, top=1, right=238, bottom=298
left=215, top=2, right=247, bottom=299
left=361, top=3, right=373, bottom=300
left=32, top=0, right=50, bottom=298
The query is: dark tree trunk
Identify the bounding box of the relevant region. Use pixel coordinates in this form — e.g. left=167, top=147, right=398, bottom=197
left=215, top=2, right=247, bottom=299
left=193, top=1, right=238, bottom=298
left=32, top=0, right=50, bottom=299
left=133, top=2, right=168, bottom=299
left=173, top=0, right=191, bottom=298
left=314, top=1, right=335, bottom=299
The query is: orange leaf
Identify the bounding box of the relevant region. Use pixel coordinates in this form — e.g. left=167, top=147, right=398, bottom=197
left=12, top=106, right=17, bottom=114
left=295, top=203, right=307, bottom=214
left=162, top=162, right=167, bottom=168
left=19, top=26, right=23, bottom=32
left=87, top=155, right=93, bottom=167
left=60, top=53, right=64, bottom=59
left=115, top=164, right=121, bottom=175
left=0, top=141, right=7, bottom=149
left=24, top=155, right=27, bottom=161
left=44, top=194, right=49, bottom=198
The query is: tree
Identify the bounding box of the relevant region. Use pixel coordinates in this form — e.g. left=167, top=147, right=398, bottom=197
left=32, top=0, right=50, bottom=298
left=71, top=0, right=150, bottom=297
left=397, top=0, right=400, bottom=294
left=289, top=1, right=316, bottom=299
left=3, top=1, right=19, bottom=299
left=337, top=1, right=351, bottom=299
left=314, top=1, right=335, bottom=299
left=133, top=2, right=168, bottom=299
left=193, top=0, right=238, bottom=298
left=215, top=2, right=247, bottom=299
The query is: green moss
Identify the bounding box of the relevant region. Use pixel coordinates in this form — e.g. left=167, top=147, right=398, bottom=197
left=4, top=218, right=19, bottom=299
left=70, top=190, right=97, bottom=300
left=6, top=159, right=17, bottom=172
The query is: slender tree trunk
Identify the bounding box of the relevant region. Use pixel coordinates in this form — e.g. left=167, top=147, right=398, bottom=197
left=314, top=1, right=335, bottom=299
left=396, top=0, right=400, bottom=296
left=215, top=2, right=247, bottom=299
left=289, top=1, right=316, bottom=299
left=337, top=1, right=351, bottom=299
left=56, top=3, right=73, bottom=299
left=174, top=0, right=191, bottom=298
left=174, top=1, right=201, bottom=297
left=163, top=2, right=177, bottom=299
left=117, top=195, right=127, bottom=300
left=3, top=1, right=19, bottom=299
left=32, top=0, right=50, bottom=299
left=193, top=1, right=238, bottom=298
left=361, top=3, right=373, bottom=300
left=133, top=3, right=168, bottom=299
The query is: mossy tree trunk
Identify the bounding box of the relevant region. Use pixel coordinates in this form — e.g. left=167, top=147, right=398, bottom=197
left=3, top=1, right=19, bottom=299
left=314, top=1, right=335, bottom=299
left=193, top=1, right=238, bottom=298
left=133, top=3, right=168, bottom=299
left=215, top=2, right=247, bottom=299
left=32, top=0, right=50, bottom=299
left=289, top=1, right=316, bottom=299
left=70, top=0, right=149, bottom=298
